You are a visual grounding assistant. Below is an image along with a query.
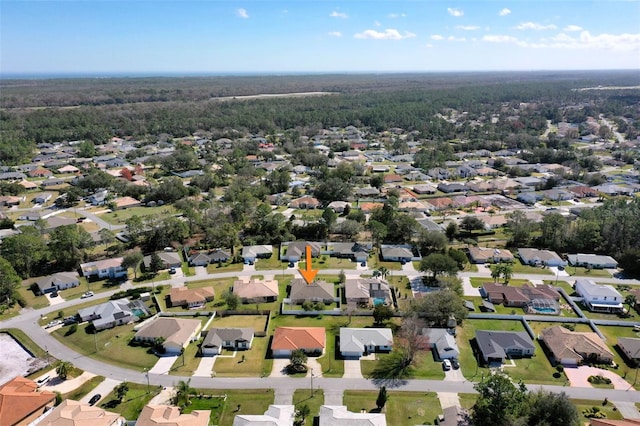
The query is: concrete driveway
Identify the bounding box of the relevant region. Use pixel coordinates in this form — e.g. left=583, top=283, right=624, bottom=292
left=78, top=378, right=121, bottom=405
left=48, top=293, right=66, bottom=306
left=148, top=355, right=179, bottom=375
left=564, top=366, right=634, bottom=390
left=41, top=371, right=96, bottom=393
left=270, top=358, right=290, bottom=378
left=444, top=366, right=465, bottom=382
left=343, top=359, right=363, bottom=379
left=461, top=277, right=481, bottom=297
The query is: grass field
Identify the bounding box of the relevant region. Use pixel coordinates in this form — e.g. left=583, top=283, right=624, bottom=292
left=99, top=205, right=177, bottom=225
left=169, top=340, right=202, bottom=376
left=62, top=376, right=104, bottom=401
left=254, top=250, right=285, bottom=270
left=566, top=267, right=613, bottom=278
left=343, top=391, right=442, bottom=426
left=100, top=382, right=160, bottom=420
left=212, top=336, right=272, bottom=377
left=212, top=314, right=269, bottom=330
left=571, top=399, right=624, bottom=422
left=52, top=323, right=159, bottom=370
left=597, top=325, right=640, bottom=371
left=293, top=389, right=324, bottom=425
left=299, top=256, right=357, bottom=270
left=510, top=261, right=554, bottom=275
left=206, top=262, right=244, bottom=273
left=185, top=389, right=274, bottom=426
left=360, top=350, right=445, bottom=380
left=458, top=393, right=477, bottom=410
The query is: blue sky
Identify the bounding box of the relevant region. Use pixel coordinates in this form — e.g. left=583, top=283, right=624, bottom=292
left=1, top=0, right=639, bottom=75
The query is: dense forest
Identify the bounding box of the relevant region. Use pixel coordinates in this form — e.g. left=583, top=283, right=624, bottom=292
left=1, top=71, right=639, bottom=165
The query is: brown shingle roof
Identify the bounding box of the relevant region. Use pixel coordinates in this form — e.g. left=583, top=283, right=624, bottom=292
left=169, top=287, right=215, bottom=306
left=541, top=326, right=613, bottom=363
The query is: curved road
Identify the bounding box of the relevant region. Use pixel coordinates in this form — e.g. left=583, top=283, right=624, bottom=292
left=2, top=267, right=640, bottom=403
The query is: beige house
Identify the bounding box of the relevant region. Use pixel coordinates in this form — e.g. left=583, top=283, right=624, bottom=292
left=38, top=400, right=124, bottom=426
left=0, top=376, right=56, bottom=426
left=133, top=317, right=202, bottom=354
left=468, top=247, right=514, bottom=264
left=169, top=286, right=215, bottom=308
left=233, top=278, right=279, bottom=303
left=541, top=326, right=613, bottom=366
left=136, top=405, right=210, bottom=426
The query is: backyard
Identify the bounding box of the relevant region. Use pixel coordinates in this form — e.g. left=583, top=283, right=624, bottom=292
left=100, top=382, right=160, bottom=420
left=185, top=389, right=275, bottom=426
left=293, top=389, right=325, bottom=425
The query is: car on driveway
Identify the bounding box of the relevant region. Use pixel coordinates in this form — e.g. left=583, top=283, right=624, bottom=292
left=442, top=359, right=452, bottom=371
left=451, top=358, right=460, bottom=369
left=89, top=394, right=101, bottom=406
left=169, top=267, right=177, bottom=274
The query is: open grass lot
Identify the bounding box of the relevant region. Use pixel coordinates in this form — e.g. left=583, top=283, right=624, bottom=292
left=469, top=278, right=532, bottom=288
left=570, top=399, right=624, bottom=422
left=369, top=257, right=403, bottom=271
left=62, top=376, right=104, bottom=401
left=566, top=267, right=614, bottom=278
left=99, top=205, right=177, bottom=225
left=212, top=314, right=269, bottom=331
left=343, top=391, right=442, bottom=426
left=299, top=256, right=357, bottom=270
left=169, top=340, right=202, bottom=376
left=293, top=389, right=324, bottom=425
left=206, top=262, right=244, bottom=273
left=185, top=389, right=274, bottom=426
left=100, top=382, right=160, bottom=420
left=134, top=272, right=170, bottom=284
left=360, top=349, right=445, bottom=380
left=254, top=250, right=285, bottom=270
left=510, top=261, right=553, bottom=275
left=16, top=285, right=50, bottom=310
left=52, top=322, right=159, bottom=370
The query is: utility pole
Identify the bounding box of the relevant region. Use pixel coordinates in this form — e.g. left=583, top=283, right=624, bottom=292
left=310, top=367, right=314, bottom=396
left=94, top=330, right=98, bottom=353
left=144, top=368, right=150, bottom=394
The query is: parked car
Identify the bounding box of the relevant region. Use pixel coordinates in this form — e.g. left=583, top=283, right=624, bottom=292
left=451, top=358, right=460, bottom=369
left=36, top=375, right=50, bottom=387
left=288, top=262, right=295, bottom=268
left=50, top=291, right=59, bottom=298
left=63, top=316, right=78, bottom=325
left=557, top=265, right=565, bottom=271
left=168, top=267, right=177, bottom=275
left=442, top=359, right=452, bottom=371
left=81, top=291, right=94, bottom=299
left=361, top=262, right=366, bottom=267
left=88, top=394, right=101, bottom=406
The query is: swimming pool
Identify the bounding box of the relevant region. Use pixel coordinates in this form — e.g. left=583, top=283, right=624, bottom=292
left=531, top=306, right=558, bottom=314
left=373, top=298, right=386, bottom=306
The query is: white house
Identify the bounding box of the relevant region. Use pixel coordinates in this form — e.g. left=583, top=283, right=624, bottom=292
left=35, top=272, right=80, bottom=295
left=78, top=298, right=148, bottom=330
left=80, top=257, right=126, bottom=280
left=518, top=248, right=567, bottom=267
left=133, top=317, right=202, bottom=354
left=339, top=328, right=393, bottom=358
left=423, top=328, right=460, bottom=360
left=233, top=405, right=295, bottom=426
left=574, top=279, right=624, bottom=313
left=319, top=406, right=387, bottom=426
left=567, top=253, right=618, bottom=269
left=201, top=328, right=254, bottom=356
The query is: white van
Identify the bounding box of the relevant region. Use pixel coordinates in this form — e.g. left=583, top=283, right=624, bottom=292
left=36, top=375, right=50, bottom=386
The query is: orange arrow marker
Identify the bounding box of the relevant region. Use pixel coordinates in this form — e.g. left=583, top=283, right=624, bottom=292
left=299, top=245, right=318, bottom=284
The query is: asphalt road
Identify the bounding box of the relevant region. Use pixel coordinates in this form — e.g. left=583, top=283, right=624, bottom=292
left=3, top=265, right=640, bottom=403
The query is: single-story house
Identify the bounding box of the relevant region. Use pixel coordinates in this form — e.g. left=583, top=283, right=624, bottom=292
left=289, top=196, right=321, bottom=209
left=289, top=279, right=335, bottom=304
left=136, top=404, right=210, bottom=426
left=617, top=338, right=640, bottom=366
left=339, top=328, right=393, bottom=358
left=38, top=399, right=125, bottom=426
left=329, top=242, right=371, bottom=263
left=112, top=196, right=141, bottom=210
left=344, top=278, right=392, bottom=306
left=567, top=254, right=618, bottom=269
left=201, top=328, right=254, bottom=356
left=475, top=330, right=535, bottom=364
left=35, top=272, right=80, bottom=295
left=133, top=317, right=202, bottom=354
left=143, top=251, right=182, bottom=270
left=233, top=405, right=295, bottom=426
left=271, top=327, right=326, bottom=357
left=327, top=201, right=350, bottom=213
left=518, top=248, right=567, bottom=267
left=233, top=278, right=279, bottom=303
left=468, top=247, right=515, bottom=264
left=574, top=279, right=624, bottom=313
left=0, top=377, right=57, bottom=426
left=423, top=328, right=460, bottom=360
left=241, top=245, right=273, bottom=263
left=0, top=195, right=23, bottom=206
left=80, top=257, right=127, bottom=280
left=481, top=282, right=560, bottom=307
left=282, top=241, right=322, bottom=262
left=169, top=286, right=215, bottom=308
left=33, top=193, right=53, bottom=204
left=319, top=406, right=387, bottom=426
left=380, top=245, right=415, bottom=262
left=78, top=298, right=148, bottom=330
left=540, top=326, right=613, bottom=366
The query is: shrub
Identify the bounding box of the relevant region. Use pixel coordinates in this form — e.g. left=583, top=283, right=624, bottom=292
left=583, top=407, right=606, bottom=419
left=556, top=365, right=564, bottom=373
left=588, top=375, right=612, bottom=385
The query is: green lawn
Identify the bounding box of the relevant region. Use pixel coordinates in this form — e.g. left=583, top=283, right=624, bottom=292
left=169, top=340, right=202, bottom=376
left=368, top=257, right=403, bottom=271
left=16, top=285, right=50, bottom=310
left=62, top=376, right=104, bottom=401
left=99, top=205, right=177, bottom=225
left=597, top=325, right=640, bottom=371
left=185, top=389, right=275, bottom=426
left=581, top=305, right=640, bottom=323
left=571, top=399, right=624, bottom=422
left=52, top=323, right=159, bottom=370
left=316, top=333, right=344, bottom=378
left=212, top=336, right=272, bottom=377
left=255, top=249, right=285, bottom=270
left=343, top=391, right=442, bottom=426
left=212, top=314, right=269, bottom=330
left=100, top=382, right=160, bottom=420
left=206, top=262, right=244, bottom=273
left=360, top=350, right=445, bottom=380
left=469, top=278, right=532, bottom=288
left=299, top=256, right=357, bottom=270
left=459, top=393, right=477, bottom=410
left=293, top=389, right=324, bottom=425
left=511, top=261, right=554, bottom=275
left=566, top=267, right=613, bottom=278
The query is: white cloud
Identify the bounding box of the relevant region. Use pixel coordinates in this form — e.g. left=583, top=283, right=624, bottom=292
left=456, top=25, right=480, bottom=31
left=328, top=31, right=342, bottom=38
left=389, top=13, right=407, bottom=18
left=330, top=11, right=348, bottom=19
left=354, top=28, right=416, bottom=40
left=430, top=34, right=445, bottom=41
left=374, top=20, right=382, bottom=27
left=425, top=43, right=434, bottom=48
left=483, top=34, right=519, bottom=43
left=448, top=36, right=466, bottom=42
left=236, top=8, right=249, bottom=19
left=516, top=22, right=557, bottom=30
left=498, top=8, right=511, bottom=16
left=447, top=8, right=464, bottom=17
left=564, top=25, right=583, bottom=32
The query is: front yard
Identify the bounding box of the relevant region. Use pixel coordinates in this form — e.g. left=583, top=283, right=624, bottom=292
left=343, top=390, right=442, bottom=426
left=100, top=382, right=160, bottom=420
left=186, top=389, right=275, bottom=426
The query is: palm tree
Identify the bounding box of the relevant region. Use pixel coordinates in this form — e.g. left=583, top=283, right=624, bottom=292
left=115, top=381, right=129, bottom=402
left=490, top=265, right=501, bottom=283
left=501, top=264, right=513, bottom=284
left=379, top=266, right=389, bottom=280
left=56, top=361, right=72, bottom=380
left=625, top=294, right=637, bottom=314
left=174, top=379, right=193, bottom=408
